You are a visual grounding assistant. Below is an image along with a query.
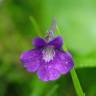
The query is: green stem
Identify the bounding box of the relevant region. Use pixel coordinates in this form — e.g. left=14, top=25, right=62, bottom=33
left=70, top=67, right=84, bottom=96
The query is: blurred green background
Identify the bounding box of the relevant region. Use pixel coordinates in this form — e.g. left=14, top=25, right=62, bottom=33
left=0, top=0, right=96, bottom=96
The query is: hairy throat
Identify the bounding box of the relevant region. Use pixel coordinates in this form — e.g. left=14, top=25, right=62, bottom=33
left=42, top=47, right=55, bottom=62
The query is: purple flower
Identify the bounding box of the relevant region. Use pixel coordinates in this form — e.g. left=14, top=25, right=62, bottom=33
left=20, top=20, right=74, bottom=81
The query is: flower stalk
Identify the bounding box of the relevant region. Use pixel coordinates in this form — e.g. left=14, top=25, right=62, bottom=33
left=70, top=67, right=84, bottom=96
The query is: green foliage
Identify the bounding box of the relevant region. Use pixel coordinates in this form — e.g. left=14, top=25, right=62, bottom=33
left=0, top=0, right=96, bottom=96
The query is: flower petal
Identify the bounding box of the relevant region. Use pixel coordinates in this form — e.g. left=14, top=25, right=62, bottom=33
left=20, top=48, right=41, bottom=72
left=47, top=66, right=60, bottom=80
left=37, top=64, right=60, bottom=81
left=37, top=65, right=49, bottom=81
left=37, top=49, right=73, bottom=81
left=48, top=36, right=63, bottom=48
left=37, top=62, right=61, bottom=81
left=51, top=50, right=74, bottom=74
left=32, top=36, right=46, bottom=47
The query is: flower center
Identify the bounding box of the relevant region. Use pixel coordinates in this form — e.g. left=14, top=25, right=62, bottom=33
left=42, top=47, right=55, bottom=62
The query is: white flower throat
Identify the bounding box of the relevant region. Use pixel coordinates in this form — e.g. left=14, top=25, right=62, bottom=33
left=42, top=47, right=55, bottom=62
